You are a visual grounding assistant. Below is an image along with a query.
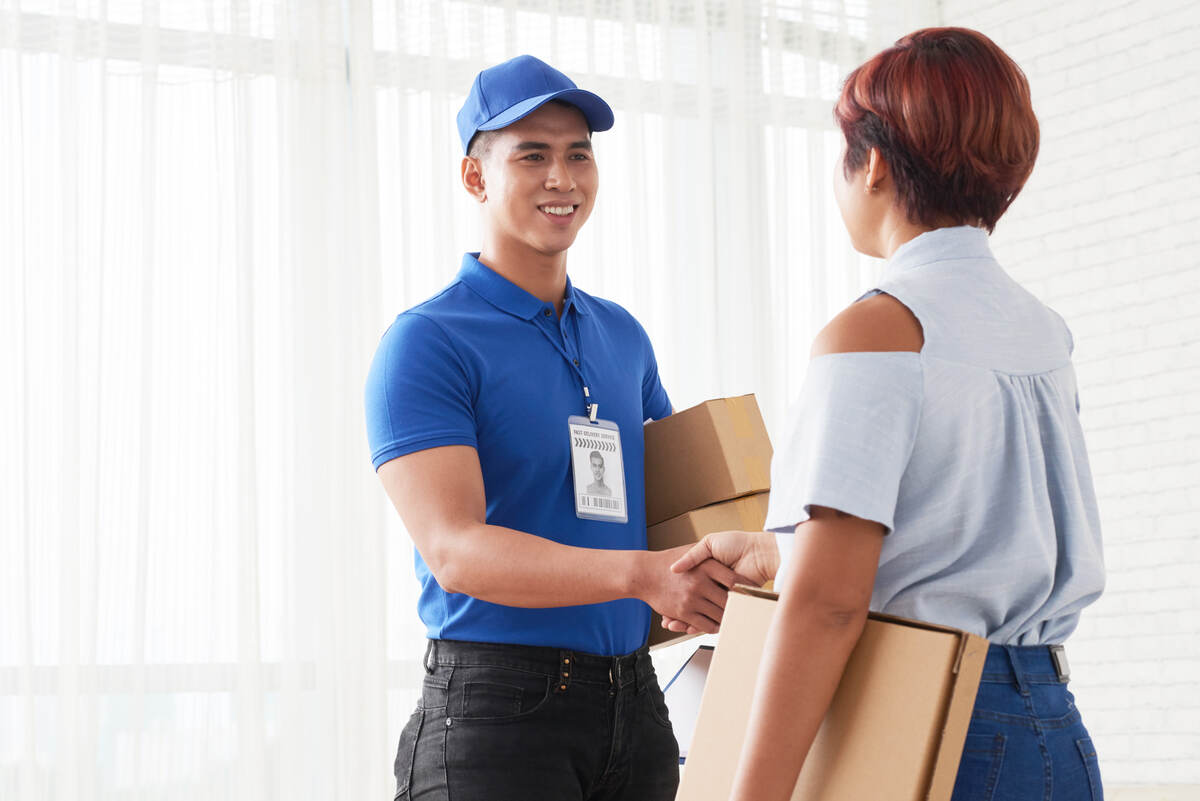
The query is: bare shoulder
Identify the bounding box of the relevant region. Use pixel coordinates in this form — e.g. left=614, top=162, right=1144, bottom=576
left=811, top=293, right=924, bottom=357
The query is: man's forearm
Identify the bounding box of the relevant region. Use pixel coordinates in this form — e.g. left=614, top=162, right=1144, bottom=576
left=431, top=522, right=649, bottom=607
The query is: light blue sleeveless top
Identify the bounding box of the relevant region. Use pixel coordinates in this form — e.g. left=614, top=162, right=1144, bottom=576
left=765, top=226, right=1105, bottom=645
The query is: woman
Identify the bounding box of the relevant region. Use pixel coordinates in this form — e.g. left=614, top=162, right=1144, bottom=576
left=667, top=27, right=1106, bottom=801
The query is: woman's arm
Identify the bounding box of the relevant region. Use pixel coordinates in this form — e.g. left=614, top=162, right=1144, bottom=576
left=727, top=507, right=883, bottom=800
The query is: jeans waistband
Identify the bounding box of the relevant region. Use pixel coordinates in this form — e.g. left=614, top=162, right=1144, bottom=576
left=425, top=638, right=653, bottom=690
left=981, top=643, right=1070, bottom=687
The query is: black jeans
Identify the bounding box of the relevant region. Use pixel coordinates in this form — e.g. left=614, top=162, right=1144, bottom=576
left=393, top=639, right=679, bottom=801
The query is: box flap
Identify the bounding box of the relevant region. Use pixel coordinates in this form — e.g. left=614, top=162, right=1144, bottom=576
left=924, top=631, right=988, bottom=800
left=864, top=611, right=986, bottom=640
left=730, top=585, right=978, bottom=640
left=731, top=584, right=779, bottom=601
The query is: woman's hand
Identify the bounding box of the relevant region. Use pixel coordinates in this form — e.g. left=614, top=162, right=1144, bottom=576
left=673, top=530, right=780, bottom=586
left=658, top=531, right=780, bottom=634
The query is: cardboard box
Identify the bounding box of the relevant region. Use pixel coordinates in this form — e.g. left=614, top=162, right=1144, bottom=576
left=647, top=492, right=771, bottom=553
left=678, top=586, right=988, bottom=801
left=643, top=395, right=772, bottom=526
left=646, top=493, right=771, bottom=648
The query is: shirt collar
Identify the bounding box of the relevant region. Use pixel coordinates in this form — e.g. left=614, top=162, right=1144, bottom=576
left=882, top=225, right=995, bottom=280
left=563, top=277, right=589, bottom=316
left=456, top=253, right=588, bottom=320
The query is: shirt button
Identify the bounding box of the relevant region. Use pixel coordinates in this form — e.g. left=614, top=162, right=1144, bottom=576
left=543, top=308, right=552, bottom=316
left=573, top=359, right=579, bottom=366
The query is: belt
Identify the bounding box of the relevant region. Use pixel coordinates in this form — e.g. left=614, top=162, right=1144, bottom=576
left=424, top=638, right=651, bottom=692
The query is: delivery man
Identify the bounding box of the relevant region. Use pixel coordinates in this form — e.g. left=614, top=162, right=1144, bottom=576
left=364, top=55, right=746, bottom=801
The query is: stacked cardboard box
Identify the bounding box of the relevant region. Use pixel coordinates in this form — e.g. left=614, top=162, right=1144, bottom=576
left=677, top=586, right=988, bottom=801
left=643, top=395, right=773, bottom=647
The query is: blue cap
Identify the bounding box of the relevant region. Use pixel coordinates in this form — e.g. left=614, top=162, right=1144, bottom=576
left=457, top=55, right=614, bottom=153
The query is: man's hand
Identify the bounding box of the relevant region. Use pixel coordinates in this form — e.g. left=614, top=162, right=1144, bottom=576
left=659, top=530, right=781, bottom=634
left=634, top=546, right=756, bottom=635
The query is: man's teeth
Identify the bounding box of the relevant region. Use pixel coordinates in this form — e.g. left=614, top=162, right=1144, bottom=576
left=541, top=205, right=574, bottom=216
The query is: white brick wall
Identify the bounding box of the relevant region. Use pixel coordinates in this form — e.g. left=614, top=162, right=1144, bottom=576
left=938, top=0, right=1200, bottom=791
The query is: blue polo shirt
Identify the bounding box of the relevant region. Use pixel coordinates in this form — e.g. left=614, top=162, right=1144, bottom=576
left=365, top=253, right=672, bottom=656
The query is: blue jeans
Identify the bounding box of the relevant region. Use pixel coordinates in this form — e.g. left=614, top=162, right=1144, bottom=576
left=951, top=645, right=1104, bottom=801
left=393, top=639, right=679, bottom=801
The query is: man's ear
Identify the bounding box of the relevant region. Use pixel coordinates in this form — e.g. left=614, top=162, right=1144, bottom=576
left=462, top=156, right=487, bottom=202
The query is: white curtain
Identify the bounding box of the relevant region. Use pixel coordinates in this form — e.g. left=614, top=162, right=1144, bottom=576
left=1, top=1, right=933, bottom=799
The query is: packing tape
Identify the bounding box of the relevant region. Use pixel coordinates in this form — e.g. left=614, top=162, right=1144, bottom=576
left=743, top=455, right=769, bottom=489
left=726, top=396, right=756, bottom=440
left=737, top=497, right=767, bottom=531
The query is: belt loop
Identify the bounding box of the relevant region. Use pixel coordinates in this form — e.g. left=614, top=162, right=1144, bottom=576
left=424, top=639, right=436, bottom=674
left=556, top=650, right=572, bottom=694
left=1003, top=645, right=1029, bottom=695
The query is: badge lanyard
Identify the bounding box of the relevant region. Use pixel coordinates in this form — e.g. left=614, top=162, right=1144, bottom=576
left=535, top=305, right=628, bottom=524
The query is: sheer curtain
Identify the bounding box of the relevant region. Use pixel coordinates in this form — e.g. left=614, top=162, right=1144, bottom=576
left=2, top=1, right=387, bottom=798
left=2, top=1, right=932, bottom=799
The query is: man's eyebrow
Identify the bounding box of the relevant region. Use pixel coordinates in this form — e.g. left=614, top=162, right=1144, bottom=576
left=511, top=140, right=593, bottom=152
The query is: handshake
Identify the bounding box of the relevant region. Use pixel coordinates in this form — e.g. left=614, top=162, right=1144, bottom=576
left=641, top=395, right=778, bottom=643
left=650, top=529, right=780, bottom=636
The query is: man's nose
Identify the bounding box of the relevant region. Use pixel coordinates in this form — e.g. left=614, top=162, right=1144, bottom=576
left=545, top=155, right=575, bottom=191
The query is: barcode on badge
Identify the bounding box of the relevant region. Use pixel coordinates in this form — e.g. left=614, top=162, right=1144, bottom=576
left=581, top=496, right=621, bottom=511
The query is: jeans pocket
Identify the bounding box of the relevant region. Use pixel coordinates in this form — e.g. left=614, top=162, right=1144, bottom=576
left=393, top=708, right=425, bottom=800
left=950, top=732, right=1006, bottom=801
left=455, top=666, right=553, bottom=722
left=641, top=677, right=673, bottom=730
left=1076, top=737, right=1104, bottom=801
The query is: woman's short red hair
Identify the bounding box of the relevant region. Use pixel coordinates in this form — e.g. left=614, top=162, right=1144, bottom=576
left=835, top=27, right=1039, bottom=233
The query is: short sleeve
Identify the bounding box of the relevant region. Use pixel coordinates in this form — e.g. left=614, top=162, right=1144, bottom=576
left=636, top=320, right=672, bottom=421
left=364, top=312, right=478, bottom=470
left=765, top=352, right=923, bottom=555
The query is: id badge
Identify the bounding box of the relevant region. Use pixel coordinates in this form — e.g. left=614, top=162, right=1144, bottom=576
left=568, top=415, right=628, bottom=523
